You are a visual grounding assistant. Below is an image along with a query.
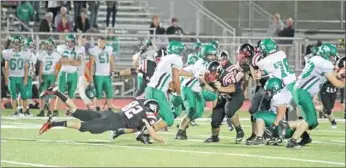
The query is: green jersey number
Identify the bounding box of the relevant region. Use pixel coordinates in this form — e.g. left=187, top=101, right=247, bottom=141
left=273, top=58, right=294, bottom=78
left=63, top=51, right=77, bottom=59
left=45, top=60, right=53, bottom=71
left=99, top=53, right=109, bottom=64
left=301, top=62, right=315, bottom=78
left=9, top=58, right=24, bottom=70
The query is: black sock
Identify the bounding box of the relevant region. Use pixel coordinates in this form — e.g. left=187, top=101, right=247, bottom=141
left=19, top=109, right=23, bottom=113
left=108, top=108, right=112, bottom=111
left=331, top=119, right=337, bottom=125
left=235, top=125, right=242, bottom=132
left=55, top=90, right=68, bottom=102
left=301, top=132, right=310, bottom=140
left=116, top=128, right=125, bottom=136
left=51, top=121, right=67, bottom=127
left=96, top=106, right=100, bottom=111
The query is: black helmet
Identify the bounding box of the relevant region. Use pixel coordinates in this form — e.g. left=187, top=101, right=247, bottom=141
left=207, top=61, right=223, bottom=74
left=144, top=99, right=159, bottom=113
left=336, top=56, right=346, bottom=69
left=238, top=43, right=255, bottom=59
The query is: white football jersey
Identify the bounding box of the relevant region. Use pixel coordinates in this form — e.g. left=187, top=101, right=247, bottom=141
left=27, top=51, right=38, bottom=77
left=182, top=59, right=208, bottom=92
left=89, top=45, right=113, bottom=76
left=294, top=56, right=334, bottom=96
left=148, top=54, right=183, bottom=92
left=258, top=51, right=296, bottom=85
left=57, top=44, right=85, bottom=73
left=139, top=49, right=156, bottom=62
left=2, top=49, right=31, bottom=77
left=38, top=51, right=61, bottom=75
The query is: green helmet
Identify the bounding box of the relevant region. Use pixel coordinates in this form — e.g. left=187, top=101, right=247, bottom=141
left=144, top=39, right=152, bottom=46
left=24, top=37, right=34, bottom=48
left=65, top=34, right=76, bottom=41
left=167, top=41, right=186, bottom=55
left=264, top=78, right=283, bottom=100
left=187, top=53, right=199, bottom=65
left=45, top=38, right=55, bottom=52
left=259, top=38, right=277, bottom=56
left=200, top=44, right=217, bottom=62
left=317, top=43, right=338, bottom=60
left=193, top=42, right=202, bottom=52
left=210, top=40, right=219, bottom=49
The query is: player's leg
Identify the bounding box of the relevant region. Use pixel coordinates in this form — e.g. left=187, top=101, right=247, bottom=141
left=170, top=93, right=183, bottom=119
left=135, top=74, right=146, bottom=97
left=8, top=77, right=20, bottom=115
left=23, top=76, right=33, bottom=116
left=53, top=71, right=67, bottom=116
left=38, top=74, right=49, bottom=116
left=176, top=87, right=197, bottom=139
left=225, top=91, right=245, bottom=143
left=145, top=87, right=174, bottom=131
left=104, top=76, right=114, bottom=110
left=321, top=92, right=337, bottom=128
left=204, top=98, right=226, bottom=143
left=67, top=72, right=78, bottom=114
left=93, top=75, right=103, bottom=111
left=247, top=87, right=265, bottom=143
left=19, top=77, right=29, bottom=116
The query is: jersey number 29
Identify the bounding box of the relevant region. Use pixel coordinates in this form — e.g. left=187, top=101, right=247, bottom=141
left=121, top=101, right=143, bottom=119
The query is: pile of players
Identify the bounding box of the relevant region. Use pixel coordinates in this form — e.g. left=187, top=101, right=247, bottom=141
left=3, top=34, right=344, bottom=148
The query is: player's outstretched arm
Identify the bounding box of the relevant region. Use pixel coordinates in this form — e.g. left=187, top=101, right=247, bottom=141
left=142, top=119, right=166, bottom=144
left=179, top=70, right=193, bottom=78
left=325, top=71, right=346, bottom=88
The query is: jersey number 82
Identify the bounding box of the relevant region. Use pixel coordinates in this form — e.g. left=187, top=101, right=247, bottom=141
left=121, top=101, right=143, bottom=119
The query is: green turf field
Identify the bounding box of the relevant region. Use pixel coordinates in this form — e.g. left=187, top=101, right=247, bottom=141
left=1, top=109, right=345, bottom=167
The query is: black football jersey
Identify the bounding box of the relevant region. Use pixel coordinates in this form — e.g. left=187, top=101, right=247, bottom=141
left=139, top=59, right=157, bottom=81
left=117, top=99, right=157, bottom=129
left=222, top=64, right=244, bottom=91
left=321, top=81, right=337, bottom=94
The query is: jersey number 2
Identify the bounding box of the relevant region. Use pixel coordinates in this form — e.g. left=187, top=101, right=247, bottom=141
left=121, top=101, right=143, bottom=119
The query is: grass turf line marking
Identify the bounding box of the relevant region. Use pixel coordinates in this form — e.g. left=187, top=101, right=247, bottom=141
left=2, top=137, right=345, bottom=166
left=1, top=160, right=60, bottom=167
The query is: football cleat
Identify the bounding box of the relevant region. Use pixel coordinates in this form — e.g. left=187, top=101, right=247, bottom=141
left=252, top=136, right=265, bottom=145
left=298, top=132, right=312, bottom=146
left=245, top=133, right=256, bottom=145
left=136, top=133, right=152, bottom=144
left=286, top=139, right=301, bottom=149
left=175, top=129, right=188, bottom=140
left=110, top=130, right=121, bottom=140
left=36, top=111, right=45, bottom=117
left=52, top=110, right=59, bottom=117
left=204, top=136, right=220, bottom=143
left=190, top=120, right=199, bottom=126
left=24, top=111, right=32, bottom=117
left=40, top=85, right=58, bottom=97
left=235, top=131, right=244, bottom=144
left=39, top=117, right=53, bottom=135
left=266, top=137, right=282, bottom=145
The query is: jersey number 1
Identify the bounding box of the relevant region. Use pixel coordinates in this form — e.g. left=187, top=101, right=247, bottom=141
left=121, top=101, right=143, bottom=119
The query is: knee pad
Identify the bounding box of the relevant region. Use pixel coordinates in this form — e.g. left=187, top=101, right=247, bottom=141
left=323, top=108, right=332, bottom=115
left=211, top=120, right=221, bottom=129
left=226, top=110, right=236, bottom=119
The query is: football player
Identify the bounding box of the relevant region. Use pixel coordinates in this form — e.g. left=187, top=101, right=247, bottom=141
left=37, top=39, right=61, bottom=116
left=39, top=86, right=165, bottom=144
left=251, top=77, right=312, bottom=146
left=284, top=43, right=345, bottom=148
left=2, top=36, right=31, bottom=116
left=89, top=37, right=115, bottom=111
left=202, top=61, right=245, bottom=143
left=175, top=44, right=217, bottom=140
left=53, top=34, right=84, bottom=116
left=143, top=41, right=185, bottom=132
left=257, top=38, right=297, bottom=140
left=237, top=43, right=271, bottom=144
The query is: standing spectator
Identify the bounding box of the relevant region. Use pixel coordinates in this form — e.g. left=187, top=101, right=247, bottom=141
left=57, top=16, right=72, bottom=40
left=106, top=1, right=118, bottom=27
left=74, top=9, right=90, bottom=33
left=87, top=1, right=100, bottom=27
left=54, top=6, right=73, bottom=30
left=39, top=12, right=55, bottom=39
left=106, top=29, right=120, bottom=57
left=278, top=18, right=295, bottom=44
left=31, top=1, right=40, bottom=22
left=16, top=1, right=34, bottom=27
left=166, top=18, right=184, bottom=35
left=166, top=18, right=185, bottom=42
left=73, top=1, right=86, bottom=19
left=267, top=13, right=284, bottom=37
left=46, top=1, right=62, bottom=22
left=149, top=15, right=165, bottom=35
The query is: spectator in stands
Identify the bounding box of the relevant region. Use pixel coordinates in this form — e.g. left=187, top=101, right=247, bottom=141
left=74, top=9, right=90, bottom=33
left=278, top=18, right=295, bottom=44
left=16, top=1, right=34, bottom=26
left=106, top=1, right=118, bottom=27
left=74, top=1, right=86, bottom=19
left=57, top=16, right=72, bottom=37
left=166, top=18, right=185, bottom=42
left=39, top=12, right=54, bottom=32
left=31, top=1, right=40, bottom=22
left=87, top=1, right=100, bottom=27
left=107, top=29, right=120, bottom=56
left=54, top=6, right=73, bottom=30
left=149, top=15, right=166, bottom=35
left=267, top=13, right=283, bottom=37
left=46, top=1, right=62, bottom=22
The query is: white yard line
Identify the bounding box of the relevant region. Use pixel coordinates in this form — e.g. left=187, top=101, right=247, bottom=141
left=2, top=137, right=345, bottom=166
left=1, top=160, right=60, bottom=167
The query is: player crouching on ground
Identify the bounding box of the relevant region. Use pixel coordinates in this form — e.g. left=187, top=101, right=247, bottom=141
left=39, top=86, right=165, bottom=144
left=284, top=43, right=345, bottom=148
left=250, top=78, right=312, bottom=146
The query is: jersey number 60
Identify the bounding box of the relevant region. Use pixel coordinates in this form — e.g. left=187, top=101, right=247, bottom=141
left=121, top=101, right=143, bottom=119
